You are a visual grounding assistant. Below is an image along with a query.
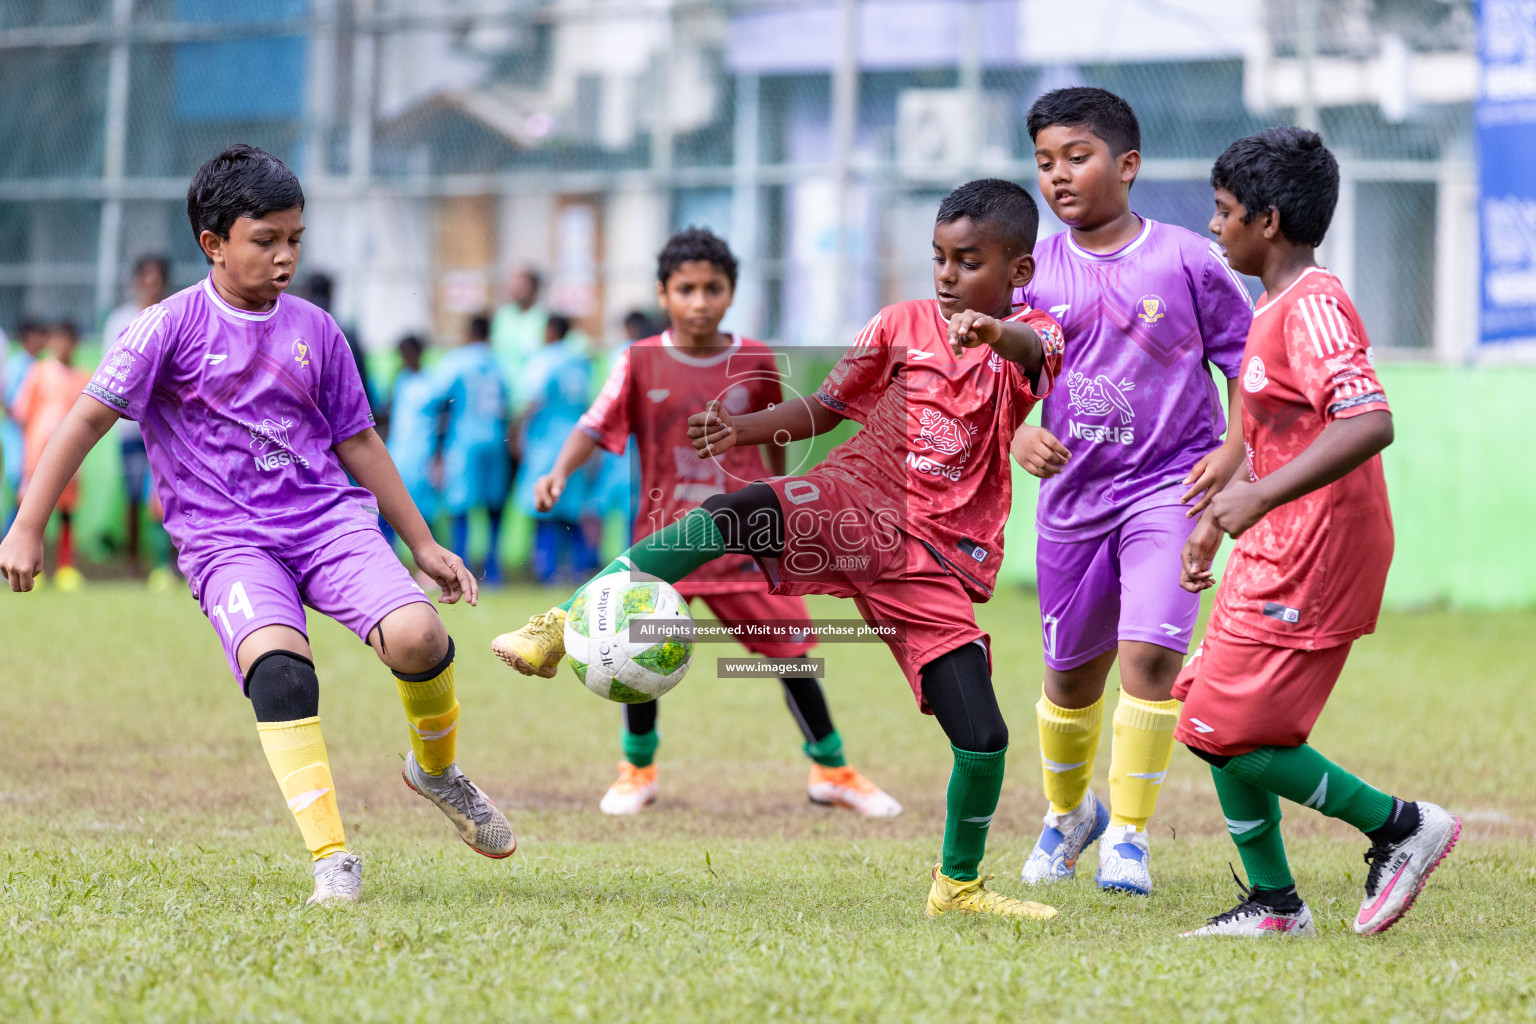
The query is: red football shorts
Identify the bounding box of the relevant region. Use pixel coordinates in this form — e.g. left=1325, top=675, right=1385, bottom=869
left=679, top=587, right=818, bottom=659
left=1173, top=623, right=1354, bottom=756
left=755, top=472, right=988, bottom=710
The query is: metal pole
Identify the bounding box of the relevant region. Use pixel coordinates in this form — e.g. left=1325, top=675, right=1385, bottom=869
left=93, top=0, right=134, bottom=324
left=1297, top=0, right=1319, bottom=131
left=830, top=0, right=858, bottom=343
left=730, top=73, right=763, bottom=336
left=959, top=0, right=983, bottom=175
left=348, top=0, right=376, bottom=339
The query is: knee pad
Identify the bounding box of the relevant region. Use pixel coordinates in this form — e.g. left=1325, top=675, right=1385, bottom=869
left=702, top=482, right=784, bottom=556
left=246, top=651, right=320, bottom=722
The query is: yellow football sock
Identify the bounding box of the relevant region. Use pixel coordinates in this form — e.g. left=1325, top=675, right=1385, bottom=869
left=1036, top=691, right=1104, bottom=815
left=1108, top=693, right=1181, bottom=829
left=395, top=656, right=459, bottom=775
left=257, top=717, right=346, bottom=861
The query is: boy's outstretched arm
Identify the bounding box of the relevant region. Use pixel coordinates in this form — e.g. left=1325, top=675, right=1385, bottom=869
left=687, top=395, right=845, bottom=459
left=1208, top=409, right=1393, bottom=539
left=0, top=396, right=118, bottom=591
left=948, top=310, right=1044, bottom=374
left=334, top=427, right=478, bottom=605
left=534, top=429, right=601, bottom=512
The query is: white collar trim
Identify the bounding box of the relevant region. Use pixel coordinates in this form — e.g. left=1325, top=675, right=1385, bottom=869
left=1064, top=215, right=1154, bottom=262
left=661, top=330, right=741, bottom=365
left=1253, top=266, right=1332, bottom=317
left=202, top=277, right=282, bottom=322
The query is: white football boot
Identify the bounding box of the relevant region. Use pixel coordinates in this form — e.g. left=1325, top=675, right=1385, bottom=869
left=807, top=764, right=903, bottom=817
left=1182, top=879, right=1315, bottom=938
left=1095, top=822, right=1153, bottom=895
left=308, top=851, right=362, bottom=906
left=1021, top=790, right=1109, bottom=885
left=1354, top=801, right=1461, bottom=935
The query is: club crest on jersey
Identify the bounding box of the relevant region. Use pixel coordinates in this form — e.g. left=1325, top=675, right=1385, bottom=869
left=244, top=416, right=311, bottom=472
left=1243, top=355, right=1268, bottom=393
left=291, top=338, right=310, bottom=370
left=1137, top=295, right=1165, bottom=324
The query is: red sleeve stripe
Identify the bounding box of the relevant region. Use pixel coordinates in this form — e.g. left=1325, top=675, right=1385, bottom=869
left=1297, top=294, right=1354, bottom=359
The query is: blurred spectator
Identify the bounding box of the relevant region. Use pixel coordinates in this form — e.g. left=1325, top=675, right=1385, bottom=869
left=102, top=254, right=169, bottom=576
left=513, top=314, right=596, bottom=583
left=14, top=322, right=90, bottom=590
left=438, top=314, right=511, bottom=584
left=490, top=266, right=548, bottom=387
left=2, top=320, right=48, bottom=531
left=383, top=334, right=441, bottom=549
left=623, top=308, right=664, bottom=342
left=304, top=272, right=376, bottom=411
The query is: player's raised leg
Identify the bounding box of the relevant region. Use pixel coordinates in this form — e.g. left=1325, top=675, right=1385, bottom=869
left=922, top=642, right=1056, bottom=922
left=493, top=489, right=745, bottom=676
left=374, top=602, right=516, bottom=858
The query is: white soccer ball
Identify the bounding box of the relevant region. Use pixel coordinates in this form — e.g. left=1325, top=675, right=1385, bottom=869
left=563, top=571, right=695, bottom=703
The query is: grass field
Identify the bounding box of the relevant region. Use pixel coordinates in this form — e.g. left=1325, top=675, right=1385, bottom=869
left=3, top=583, right=1534, bottom=1023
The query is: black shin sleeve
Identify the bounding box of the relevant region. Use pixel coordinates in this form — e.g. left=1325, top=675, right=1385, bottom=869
left=701, top=482, right=785, bottom=558
left=919, top=642, right=1008, bottom=753
left=623, top=699, right=658, bottom=735
left=246, top=651, right=320, bottom=722
left=779, top=669, right=836, bottom=743
left=1185, top=744, right=1231, bottom=769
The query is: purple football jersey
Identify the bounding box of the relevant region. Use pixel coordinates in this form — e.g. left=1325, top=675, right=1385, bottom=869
left=1015, top=218, right=1252, bottom=540
left=84, top=277, right=380, bottom=576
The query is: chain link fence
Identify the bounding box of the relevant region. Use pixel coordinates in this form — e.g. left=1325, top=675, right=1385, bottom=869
left=0, top=0, right=1476, bottom=357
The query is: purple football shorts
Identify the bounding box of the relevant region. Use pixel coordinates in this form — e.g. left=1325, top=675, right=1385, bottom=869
left=190, top=528, right=431, bottom=689
left=1035, top=503, right=1201, bottom=672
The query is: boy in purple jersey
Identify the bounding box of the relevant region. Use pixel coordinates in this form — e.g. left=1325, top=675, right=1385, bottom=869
left=1010, top=89, right=1253, bottom=895
left=0, top=145, right=515, bottom=906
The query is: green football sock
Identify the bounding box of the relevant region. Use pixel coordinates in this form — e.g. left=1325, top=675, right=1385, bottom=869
left=803, top=729, right=846, bottom=768
left=622, top=727, right=660, bottom=769
left=940, top=745, right=1006, bottom=881
left=1223, top=744, right=1394, bottom=835
left=558, top=508, right=726, bottom=613
left=1210, top=764, right=1294, bottom=890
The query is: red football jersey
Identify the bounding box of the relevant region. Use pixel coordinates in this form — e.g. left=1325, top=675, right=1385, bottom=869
left=1211, top=268, right=1394, bottom=649
left=812, top=299, right=1063, bottom=599
left=579, top=333, right=783, bottom=594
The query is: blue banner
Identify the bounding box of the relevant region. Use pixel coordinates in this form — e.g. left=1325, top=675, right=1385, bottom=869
left=1478, top=0, right=1536, bottom=346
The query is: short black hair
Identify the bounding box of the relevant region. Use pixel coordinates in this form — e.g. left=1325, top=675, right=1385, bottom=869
left=935, top=178, right=1040, bottom=256
left=657, top=227, right=738, bottom=289
left=623, top=310, right=657, bottom=337
left=398, top=334, right=424, bottom=356
left=52, top=320, right=77, bottom=338
left=305, top=272, right=334, bottom=308
left=132, top=253, right=170, bottom=279
left=468, top=315, right=490, bottom=342
left=1210, top=127, right=1339, bottom=248
left=547, top=314, right=572, bottom=340
left=17, top=318, right=45, bottom=335
left=186, top=144, right=305, bottom=262
left=1026, top=87, right=1141, bottom=157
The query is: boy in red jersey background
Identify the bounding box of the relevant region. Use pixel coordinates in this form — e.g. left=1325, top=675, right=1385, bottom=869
left=496, top=180, right=1064, bottom=922
left=520, top=227, right=901, bottom=818
left=1178, top=127, right=1458, bottom=938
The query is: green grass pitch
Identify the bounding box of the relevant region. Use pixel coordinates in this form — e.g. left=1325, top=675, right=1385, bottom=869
left=3, top=584, right=1534, bottom=1022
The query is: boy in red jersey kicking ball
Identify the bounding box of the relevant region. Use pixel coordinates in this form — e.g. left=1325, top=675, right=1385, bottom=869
left=1179, top=127, right=1458, bottom=937
left=496, top=180, right=1064, bottom=921
left=516, top=227, right=901, bottom=818
left=0, top=145, right=513, bottom=907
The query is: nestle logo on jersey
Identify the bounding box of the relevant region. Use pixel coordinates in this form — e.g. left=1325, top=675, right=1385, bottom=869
left=243, top=417, right=311, bottom=472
